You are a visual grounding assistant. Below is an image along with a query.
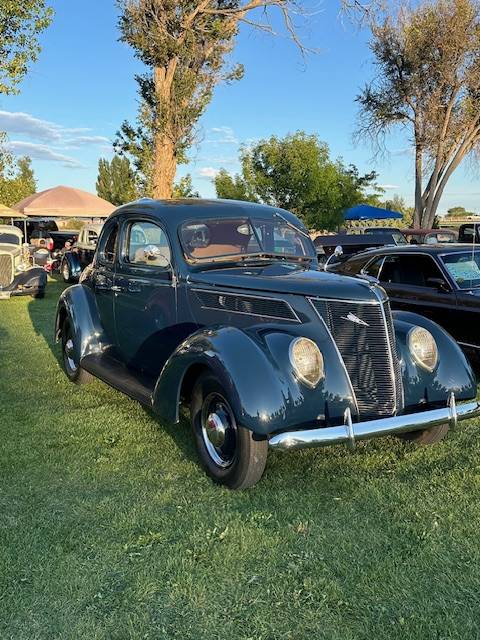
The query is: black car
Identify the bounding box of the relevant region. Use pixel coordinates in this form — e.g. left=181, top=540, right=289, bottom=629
left=331, top=244, right=480, bottom=358
left=54, top=199, right=480, bottom=489
left=61, top=222, right=103, bottom=283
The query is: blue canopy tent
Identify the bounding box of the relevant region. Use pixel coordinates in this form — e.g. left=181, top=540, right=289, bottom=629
left=344, top=204, right=403, bottom=221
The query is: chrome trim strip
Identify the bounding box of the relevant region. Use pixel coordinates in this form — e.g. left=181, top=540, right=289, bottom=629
left=308, top=294, right=383, bottom=306
left=308, top=299, right=360, bottom=417
left=458, top=341, right=480, bottom=350
left=372, top=286, right=399, bottom=415
left=191, top=287, right=301, bottom=323
left=269, top=396, right=480, bottom=451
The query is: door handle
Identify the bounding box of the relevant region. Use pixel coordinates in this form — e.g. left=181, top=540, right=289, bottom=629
left=111, top=285, right=123, bottom=293
left=127, top=283, right=141, bottom=293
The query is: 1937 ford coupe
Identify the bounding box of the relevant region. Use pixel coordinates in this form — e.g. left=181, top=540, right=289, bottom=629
left=55, top=199, right=480, bottom=488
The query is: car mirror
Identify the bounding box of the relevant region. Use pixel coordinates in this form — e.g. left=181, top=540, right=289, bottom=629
left=334, top=245, right=343, bottom=257
left=426, top=277, right=450, bottom=292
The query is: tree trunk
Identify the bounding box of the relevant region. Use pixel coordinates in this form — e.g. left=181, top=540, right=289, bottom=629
left=414, top=143, right=423, bottom=229
left=153, top=133, right=176, bottom=199
left=152, top=64, right=177, bottom=199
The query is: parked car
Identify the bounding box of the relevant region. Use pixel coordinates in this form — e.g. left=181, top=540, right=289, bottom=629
left=314, top=231, right=406, bottom=266
left=55, top=199, right=479, bottom=489
left=61, top=222, right=103, bottom=283
left=0, top=224, right=47, bottom=299
left=331, top=243, right=480, bottom=361
left=13, top=217, right=79, bottom=272
left=458, top=223, right=480, bottom=243
left=401, top=228, right=458, bottom=244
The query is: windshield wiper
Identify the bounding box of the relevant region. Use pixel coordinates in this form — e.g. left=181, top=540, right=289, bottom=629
left=239, top=252, right=313, bottom=264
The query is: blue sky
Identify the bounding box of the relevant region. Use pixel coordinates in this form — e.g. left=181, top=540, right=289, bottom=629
left=1, top=0, right=479, bottom=215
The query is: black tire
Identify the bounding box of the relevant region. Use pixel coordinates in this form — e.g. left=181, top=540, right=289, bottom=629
left=190, top=373, right=268, bottom=489
left=62, top=260, right=72, bottom=283
left=61, top=319, right=92, bottom=384
left=32, top=289, right=45, bottom=299
left=399, top=423, right=449, bottom=445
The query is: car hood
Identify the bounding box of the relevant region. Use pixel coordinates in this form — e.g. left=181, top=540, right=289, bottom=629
left=189, top=263, right=385, bottom=303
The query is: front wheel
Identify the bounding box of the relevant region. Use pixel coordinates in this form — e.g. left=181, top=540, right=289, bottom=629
left=399, top=423, right=449, bottom=445
left=61, top=319, right=92, bottom=384
left=62, top=260, right=72, bottom=283
left=190, top=374, right=268, bottom=489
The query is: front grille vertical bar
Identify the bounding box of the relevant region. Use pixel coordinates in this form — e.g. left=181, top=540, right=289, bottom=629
left=0, top=255, right=13, bottom=287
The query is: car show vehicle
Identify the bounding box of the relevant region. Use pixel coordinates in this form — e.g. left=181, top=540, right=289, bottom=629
left=314, top=231, right=406, bottom=266
left=331, top=244, right=480, bottom=361
left=0, top=225, right=47, bottom=299
left=55, top=199, right=479, bottom=489
left=61, top=222, right=103, bottom=283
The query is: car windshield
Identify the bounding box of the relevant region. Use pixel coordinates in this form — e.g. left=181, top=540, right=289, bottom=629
left=180, top=217, right=316, bottom=263
left=0, top=232, right=20, bottom=245
left=441, top=251, right=480, bottom=289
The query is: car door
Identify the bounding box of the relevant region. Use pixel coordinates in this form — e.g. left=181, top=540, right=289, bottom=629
left=92, top=219, right=119, bottom=345
left=113, top=217, right=177, bottom=376
left=375, top=253, right=458, bottom=338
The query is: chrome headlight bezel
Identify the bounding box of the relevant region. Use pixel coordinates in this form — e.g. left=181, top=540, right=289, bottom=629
left=408, top=326, right=438, bottom=372
left=289, top=337, right=325, bottom=388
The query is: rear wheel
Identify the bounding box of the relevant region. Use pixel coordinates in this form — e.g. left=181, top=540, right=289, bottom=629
left=61, top=319, right=92, bottom=384
left=190, top=374, right=268, bottom=489
left=32, top=289, right=45, bottom=299
left=399, top=423, right=449, bottom=445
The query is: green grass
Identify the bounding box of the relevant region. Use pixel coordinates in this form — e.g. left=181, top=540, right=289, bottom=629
left=1, top=281, right=480, bottom=639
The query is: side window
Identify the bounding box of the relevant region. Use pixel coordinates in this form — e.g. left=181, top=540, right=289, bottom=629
left=126, top=221, right=171, bottom=268
left=98, top=222, right=119, bottom=264
left=362, top=256, right=384, bottom=278
left=380, top=255, right=444, bottom=286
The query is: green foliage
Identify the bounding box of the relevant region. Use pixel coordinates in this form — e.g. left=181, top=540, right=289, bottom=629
left=446, top=206, right=474, bottom=217
left=0, top=0, right=53, bottom=95
left=173, top=174, right=199, bottom=199
left=0, top=135, right=36, bottom=206
left=215, top=132, right=380, bottom=231
left=96, top=155, right=138, bottom=206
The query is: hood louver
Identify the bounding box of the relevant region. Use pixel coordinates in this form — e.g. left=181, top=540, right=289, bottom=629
left=193, top=289, right=299, bottom=322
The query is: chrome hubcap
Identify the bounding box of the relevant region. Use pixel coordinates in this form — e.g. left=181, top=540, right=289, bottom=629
left=64, top=338, right=77, bottom=372
left=63, top=264, right=69, bottom=279
left=201, top=394, right=237, bottom=468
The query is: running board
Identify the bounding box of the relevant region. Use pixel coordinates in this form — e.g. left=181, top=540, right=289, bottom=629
left=81, top=353, right=156, bottom=407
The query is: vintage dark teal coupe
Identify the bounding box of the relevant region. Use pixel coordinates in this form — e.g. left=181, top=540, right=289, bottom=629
left=55, top=199, right=480, bottom=488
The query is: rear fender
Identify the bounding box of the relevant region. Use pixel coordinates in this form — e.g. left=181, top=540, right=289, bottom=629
left=393, top=310, right=476, bottom=407
left=62, top=251, right=82, bottom=281
left=153, top=324, right=358, bottom=436
left=55, top=284, right=110, bottom=364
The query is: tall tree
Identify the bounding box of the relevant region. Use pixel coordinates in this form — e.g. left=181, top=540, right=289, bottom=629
left=96, top=155, right=138, bottom=205
left=215, top=132, right=380, bottom=230
left=0, top=1, right=53, bottom=95
left=173, top=174, right=199, bottom=198
left=115, top=1, right=309, bottom=199
left=356, top=0, right=480, bottom=228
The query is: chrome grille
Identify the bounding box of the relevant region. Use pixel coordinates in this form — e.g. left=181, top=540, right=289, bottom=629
left=310, top=298, right=403, bottom=418
left=0, top=255, right=13, bottom=287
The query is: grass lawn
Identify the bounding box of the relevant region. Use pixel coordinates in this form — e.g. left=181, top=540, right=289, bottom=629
left=2, top=280, right=480, bottom=639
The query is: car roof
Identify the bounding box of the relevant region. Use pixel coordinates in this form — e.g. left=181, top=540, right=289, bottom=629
left=110, top=198, right=307, bottom=231
left=82, top=223, right=103, bottom=233
left=0, top=224, right=23, bottom=238
left=347, top=243, right=480, bottom=260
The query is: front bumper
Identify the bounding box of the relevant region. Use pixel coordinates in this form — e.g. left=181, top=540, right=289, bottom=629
left=269, top=394, right=480, bottom=451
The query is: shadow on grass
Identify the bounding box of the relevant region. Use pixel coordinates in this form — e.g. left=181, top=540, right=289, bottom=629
left=142, top=406, right=199, bottom=466
left=27, top=278, right=66, bottom=368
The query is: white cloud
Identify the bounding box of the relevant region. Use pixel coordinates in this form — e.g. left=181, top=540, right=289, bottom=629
left=7, top=141, right=84, bottom=169
left=198, top=167, right=220, bottom=179
left=378, top=184, right=400, bottom=190
left=208, top=126, right=239, bottom=145
left=63, top=135, right=110, bottom=148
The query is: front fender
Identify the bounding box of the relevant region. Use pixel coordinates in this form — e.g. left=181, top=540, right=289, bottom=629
left=393, top=310, right=477, bottom=407
left=55, top=284, right=110, bottom=365
left=7, top=267, right=46, bottom=293
left=62, top=251, right=82, bottom=281
left=153, top=324, right=359, bottom=436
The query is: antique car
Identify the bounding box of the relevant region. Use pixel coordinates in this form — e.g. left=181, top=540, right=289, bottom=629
left=331, top=243, right=480, bottom=363
left=61, top=222, right=103, bottom=283
left=55, top=199, right=479, bottom=489
left=314, top=231, right=406, bottom=266
left=0, top=224, right=47, bottom=299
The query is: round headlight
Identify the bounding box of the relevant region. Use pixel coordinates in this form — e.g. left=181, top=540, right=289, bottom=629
left=408, top=327, right=438, bottom=372
left=289, top=337, right=324, bottom=388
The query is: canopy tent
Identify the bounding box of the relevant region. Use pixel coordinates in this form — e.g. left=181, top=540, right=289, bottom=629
left=0, top=203, right=22, bottom=218
left=13, top=185, right=115, bottom=218
left=344, top=204, right=403, bottom=221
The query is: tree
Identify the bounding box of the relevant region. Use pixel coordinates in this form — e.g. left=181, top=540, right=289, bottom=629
left=173, top=174, right=199, bottom=199
left=115, top=1, right=310, bottom=199
left=446, top=206, right=471, bottom=217
left=96, top=155, right=138, bottom=205
left=0, top=1, right=53, bottom=95
left=0, top=138, right=36, bottom=206
left=214, top=132, right=379, bottom=230
left=356, top=0, right=480, bottom=229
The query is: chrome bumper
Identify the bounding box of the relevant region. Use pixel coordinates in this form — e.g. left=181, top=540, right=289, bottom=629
left=269, top=394, right=480, bottom=451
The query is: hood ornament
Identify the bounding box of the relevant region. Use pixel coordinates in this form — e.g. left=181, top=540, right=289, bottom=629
left=341, top=312, right=369, bottom=327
